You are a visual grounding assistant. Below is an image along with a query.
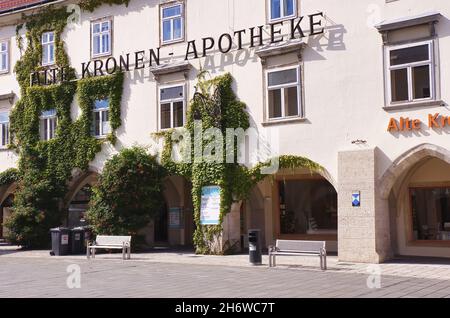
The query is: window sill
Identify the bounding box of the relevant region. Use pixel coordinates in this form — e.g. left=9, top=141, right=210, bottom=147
left=0, top=70, right=9, bottom=75
left=268, top=14, right=298, bottom=24
left=262, top=117, right=307, bottom=126
left=383, top=100, right=445, bottom=111
left=91, top=52, right=112, bottom=60
left=407, top=240, right=450, bottom=247
left=161, top=38, right=185, bottom=47
left=41, top=62, right=56, bottom=68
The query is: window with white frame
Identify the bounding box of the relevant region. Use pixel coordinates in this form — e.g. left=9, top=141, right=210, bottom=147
left=92, top=19, right=112, bottom=57
left=92, top=99, right=110, bottom=137
left=0, top=112, right=10, bottom=147
left=161, top=3, right=184, bottom=44
left=42, top=31, right=55, bottom=66
left=266, top=67, right=302, bottom=120
left=40, top=109, right=57, bottom=141
left=269, top=0, right=296, bottom=22
left=386, top=41, right=434, bottom=104
left=159, top=85, right=185, bottom=130
left=0, top=41, right=8, bottom=73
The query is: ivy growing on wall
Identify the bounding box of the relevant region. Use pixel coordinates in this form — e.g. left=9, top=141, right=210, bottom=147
left=0, top=168, right=19, bottom=187
left=156, top=72, right=321, bottom=255
left=3, top=3, right=125, bottom=247
left=79, top=0, right=130, bottom=12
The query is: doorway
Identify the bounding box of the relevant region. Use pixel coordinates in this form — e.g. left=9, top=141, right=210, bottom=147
left=154, top=203, right=168, bottom=242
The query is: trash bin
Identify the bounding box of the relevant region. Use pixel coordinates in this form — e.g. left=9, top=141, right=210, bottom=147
left=50, top=227, right=70, bottom=256
left=71, top=226, right=92, bottom=255
left=70, top=227, right=84, bottom=255
left=248, top=229, right=262, bottom=265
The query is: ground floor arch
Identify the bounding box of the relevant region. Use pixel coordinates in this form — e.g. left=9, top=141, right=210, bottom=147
left=64, top=171, right=98, bottom=228
left=139, top=176, right=194, bottom=248
left=240, top=166, right=338, bottom=254
left=0, top=183, right=16, bottom=239
left=387, top=156, right=450, bottom=258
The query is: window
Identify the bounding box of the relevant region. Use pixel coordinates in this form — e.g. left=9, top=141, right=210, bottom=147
left=0, top=112, right=9, bottom=148
left=40, top=109, right=57, bottom=141
left=161, top=3, right=184, bottom=44
left=42, top=31, right=55, bottom=66
left=410, top=187, right=450, bottom=241
left=92, top=99, right=110, bottom=137
left=266, top=67, right=301, bottom=120
left=386, top=41, right=434, bottom=105
left=269, top=0, right=296, bottom=22
left=0, top=41, right=8, bottom=73
left=92, top=19, right=111, bottom=57
left=159, top=85, right=185, bottom=130
left=278, top=179, right=337, bottom=235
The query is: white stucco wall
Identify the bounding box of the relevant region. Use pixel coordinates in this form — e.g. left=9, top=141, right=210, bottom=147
left=0, top=0, right=449, bottom=182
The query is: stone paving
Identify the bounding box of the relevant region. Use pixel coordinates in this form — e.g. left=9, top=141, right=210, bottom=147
left=1, top=245, right=450, bottom=297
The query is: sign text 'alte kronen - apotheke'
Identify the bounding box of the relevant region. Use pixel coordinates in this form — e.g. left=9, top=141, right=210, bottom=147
left=30, top=12, right=325, bottom=86
left=387, top=113, right=450, bottom=132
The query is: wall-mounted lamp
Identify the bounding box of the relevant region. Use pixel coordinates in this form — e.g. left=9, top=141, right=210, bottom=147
left=351, top=139, right=367, bottom=145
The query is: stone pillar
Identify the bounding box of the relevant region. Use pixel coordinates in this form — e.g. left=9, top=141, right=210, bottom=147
left=338, top=148, right=391, bottom=263
left=221, top=201, right=242, bottom=253
left=2, top=207, right=11, bottom=238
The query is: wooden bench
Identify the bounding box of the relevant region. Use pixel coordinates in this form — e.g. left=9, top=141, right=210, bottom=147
left=87, top=235, right=131, bottom=260
left=268, top=240, right=327, bottom=270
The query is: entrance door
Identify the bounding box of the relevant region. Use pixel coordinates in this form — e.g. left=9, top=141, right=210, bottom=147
left=1, top=194, right=14, bottom=239
left=154, top=203, right=168, bottom=242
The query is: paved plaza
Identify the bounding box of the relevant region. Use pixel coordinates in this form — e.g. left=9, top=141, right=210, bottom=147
left=1, top=245, right=450, bottom=298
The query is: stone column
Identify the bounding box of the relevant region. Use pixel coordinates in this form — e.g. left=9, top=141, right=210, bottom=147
left=338, top=148, right=392, bottom=263
left=221, top=201, right=243, bottom=253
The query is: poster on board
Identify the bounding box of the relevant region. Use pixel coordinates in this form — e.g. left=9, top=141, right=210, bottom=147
left=200, top=186, right=221, bottom=225
left=169, top=207, right=183, bottom=229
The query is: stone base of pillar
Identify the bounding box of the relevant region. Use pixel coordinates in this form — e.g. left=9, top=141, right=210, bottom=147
left=204, top=201, right=242, bottom=255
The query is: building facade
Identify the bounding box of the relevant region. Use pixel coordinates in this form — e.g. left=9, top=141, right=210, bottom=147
left=0, top=0, right=450, bottom=262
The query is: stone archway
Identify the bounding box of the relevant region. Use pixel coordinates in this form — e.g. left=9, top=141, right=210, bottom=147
left=264, top=165, right=338, bottom=252
left=379, top=143, right=450, bottom=200
left=379, top=143, right=450, bottom=258
left=0, top=183, right=17, bottom=239
left=63, top=170, right=99, bottom=227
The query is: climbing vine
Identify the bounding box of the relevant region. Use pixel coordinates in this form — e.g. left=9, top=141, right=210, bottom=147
left=4, top=3, right=125, bottom=247
left=79, top=0, right=130, bottom=12
left=0, top=168, right=19, bottom=187
left=155, top=72, right=322, bottom=255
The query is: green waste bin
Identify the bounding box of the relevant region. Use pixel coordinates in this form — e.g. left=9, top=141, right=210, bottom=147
left=50, top=227, right=70, bottom=256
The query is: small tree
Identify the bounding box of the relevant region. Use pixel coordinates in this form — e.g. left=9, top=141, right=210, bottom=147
left=86, top=147, right=166, bottom=236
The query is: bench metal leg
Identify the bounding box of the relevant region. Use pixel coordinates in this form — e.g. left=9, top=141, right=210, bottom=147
left=127, top=246, right=131, bottom=259
left=273, top=255, right=276, bottom=267
left=319, top=254, right=327, bottom=270
left=87, top=246, right=90, bottom=259
left=92, top=248, right=95, bottom=258
left=122, top=247, right=126, bottom=260
left=268, top=253, right=271, bottom=267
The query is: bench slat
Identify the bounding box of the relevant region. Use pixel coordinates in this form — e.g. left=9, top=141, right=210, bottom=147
left=276, top=240, right=325, bottom=252
left=95, top=235, right=131, bottom=246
